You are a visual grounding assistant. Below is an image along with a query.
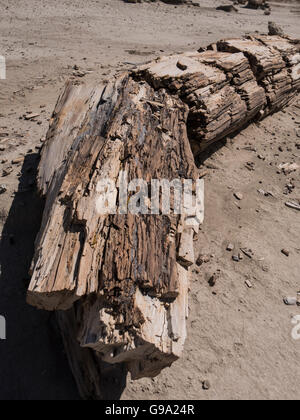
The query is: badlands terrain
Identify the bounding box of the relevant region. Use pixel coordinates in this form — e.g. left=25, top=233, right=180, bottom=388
left=0, top=0, right=299, bottom=400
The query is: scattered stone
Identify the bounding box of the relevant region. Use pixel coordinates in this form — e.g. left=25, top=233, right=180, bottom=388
left=227, top=243, right=234, bottom=251
left=281, top=249, right=290, bottom=257
left=216, top=5, right=238, bottom=13
left=284, top=183, right=294, bottom=195
left=247, top=0, right=267, bottom=10
left=245, top=280, right=253, bottom=289
left=24, top=113, right=40, bottom=121
left=268, top=21, right=285, bottom=37
left=285, top=201, right=300, bottom=211
left=232, top=255, right=240, bottom=262
left=202, top=380, right=211, bottom=390
left=2, top=167, right=13, bottom=177
left=196, top=254, right=210, bottom=266
left=245, top=162, right=255, bottom=171
left=234, top=192, right=244, bottom=201
left=12, top=157, right=24, bottom=165
left=278, top=162, right=299, bottom=175
left=240, top=248, right=254, bottom=259
left=176, top=60, right=188, bottom=71
left=243, top=146, right=257, bottom=152
left=73, top=70, right=87, bottom=78
left=0, top=185, right=7, bottom=194
left=283, top=297, right=297, bottom=306
left=208, top=271, right=220, bottom=287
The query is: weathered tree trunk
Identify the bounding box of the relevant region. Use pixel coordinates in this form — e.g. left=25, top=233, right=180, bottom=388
left=27, top=35, right=299, bottom=399
left=28, top=74, right=201, bottom=385
left=137, top=35, right=300, bottom=154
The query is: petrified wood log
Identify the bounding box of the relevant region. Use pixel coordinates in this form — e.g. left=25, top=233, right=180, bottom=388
left=28, top=74, right=202, bottom=385
left=137, top=35, right=300, bottom=154
left=27, top=35, right=299, bottom=399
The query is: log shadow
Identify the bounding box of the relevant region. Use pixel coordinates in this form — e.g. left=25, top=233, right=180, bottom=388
left=0, top=152, right=127, bottom=400
left=194, top=138, right=228, bottom=167
left=0, top=152, right=80, bottom=400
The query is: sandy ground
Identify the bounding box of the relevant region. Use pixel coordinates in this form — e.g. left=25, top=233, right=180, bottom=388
left=0, top=0, right=300, bottom=400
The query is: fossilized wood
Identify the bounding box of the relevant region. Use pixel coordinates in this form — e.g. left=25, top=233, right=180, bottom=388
left=217, top=36, right=300, bottom=114
left=56, top=308, right=127, bottom=400
left=137, top=35, right=300, bottom=154
left=28, top=74, right=201, bottom=385
left=27, top=35, right=299, bottom=399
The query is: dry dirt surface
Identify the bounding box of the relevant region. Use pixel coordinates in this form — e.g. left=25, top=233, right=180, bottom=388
left=0, top=0, right=300, bottom=400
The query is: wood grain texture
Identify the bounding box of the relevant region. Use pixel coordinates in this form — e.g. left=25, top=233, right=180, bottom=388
left=28, top=74, right=199, bottom=384
left=137, top=35, right=300, bottom=154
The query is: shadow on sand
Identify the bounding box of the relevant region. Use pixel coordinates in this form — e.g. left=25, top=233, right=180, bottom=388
left=0, top=152, right=128, bottom=400
left=0, top=152, right=80, bottom=400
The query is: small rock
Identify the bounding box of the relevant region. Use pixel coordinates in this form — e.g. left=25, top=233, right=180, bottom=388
left=240, top=248, right=254, bottom=259
left=285, top=201, right=300, bottom=211
left=281, top=249, right=290, bottom=257
left=24, top=113, right=40, bottom=121
left=284, top=297, right=297, bottom=306
left=196, top=254, right=210, bottom=266
left=208, top=273, right=219, bottom=287
left=234, top=192, right=244, bottom=201
left=232, top=255, right=240, bottom=262
left=268, top=21, right=285, bottom=37
left=2, top=167, right=13, bottom=177
left=176, top=60, right=188, bottom=71
left=0, top=185, right=7, bottom=194
left=12, top=157, right=24, bottom=165
left=216, top=5, right=238, bottom=13
left=245, top=161, right=255, bottom=171
left=245, top=280, right=253, bottom=289
left=278, top=162, right=299, bottom=175
left=227, top=243, right=234, bottom=251
left=202, top=380, right=211, bottom=390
